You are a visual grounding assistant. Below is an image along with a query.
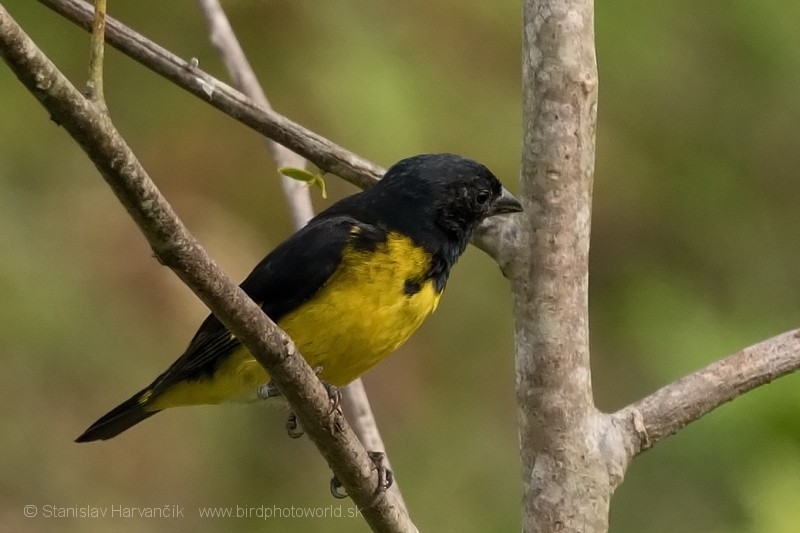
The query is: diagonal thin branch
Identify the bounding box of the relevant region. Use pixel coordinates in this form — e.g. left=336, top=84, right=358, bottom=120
left=195, top=0, right=313, bottom=230
left=195, top=0, right=406, bottom=511
left=615, top=328, right=800, bottom=458
left=339, top=379, right=406, bottom=506
left=0, top=8, right=415, bottom=532
left=40, top=0, right=383, bottom=190
left=37, top=0, right=518, bottom=271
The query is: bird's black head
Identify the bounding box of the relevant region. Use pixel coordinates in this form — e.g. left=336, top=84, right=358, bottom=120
left=376, top=153, right=522, bottom=247
left=318, top=153, right=522, bottom=292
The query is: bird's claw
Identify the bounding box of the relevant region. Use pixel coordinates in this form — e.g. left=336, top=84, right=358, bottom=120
left=329, top=475, right=348, bottom=499
left=321, top=382, right=345, bottom=433
left=368, top=451, right=394, bottom=493
left=322, top=381, right=342, bottom=415
left=285, top=411, right=304, bottom=439
left=281, top=381, right=341, bottom=439
left=328, top=450, right=394, bottom=500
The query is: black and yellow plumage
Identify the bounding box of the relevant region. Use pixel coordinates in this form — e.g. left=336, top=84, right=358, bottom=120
left=76, top=153, right=522, bottom=442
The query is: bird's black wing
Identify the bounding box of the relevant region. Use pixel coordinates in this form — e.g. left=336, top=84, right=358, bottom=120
left=147, top=215, right=386, bottom=391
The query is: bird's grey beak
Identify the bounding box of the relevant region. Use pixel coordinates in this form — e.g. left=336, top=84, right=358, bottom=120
left=488, top=187, right=523, bottom=216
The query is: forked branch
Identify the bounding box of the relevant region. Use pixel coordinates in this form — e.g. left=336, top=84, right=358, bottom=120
left=616, top=328, right=800, bottom=457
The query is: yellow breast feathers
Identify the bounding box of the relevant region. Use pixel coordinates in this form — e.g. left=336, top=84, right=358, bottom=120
left=279, top=231, right=442, bottom=386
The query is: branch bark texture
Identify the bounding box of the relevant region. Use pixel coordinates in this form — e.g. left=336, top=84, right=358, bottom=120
left=516, top=0, right=606, bottom=531
left=515, top=2, right=800, bottom=532
left=0, top=7, right=414, bottom=532
left=616, top=328, right=800, bottom=457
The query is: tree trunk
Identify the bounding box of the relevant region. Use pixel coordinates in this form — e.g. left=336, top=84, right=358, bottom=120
left=516, top=1, right=608, bottom=530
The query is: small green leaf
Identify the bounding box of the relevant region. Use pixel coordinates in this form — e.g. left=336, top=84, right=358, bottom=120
left=279, top=166, right=317, bottom=183
left=279, top=167, right=327, bottom=199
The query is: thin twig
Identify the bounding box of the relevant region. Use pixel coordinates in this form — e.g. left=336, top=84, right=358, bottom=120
left=340, top=379, right=407, bottom=509
left=85, top=0, right=106, bottom=108
left=40, top=0, right=382, bottom=190
left=195, top=0, right=313, bottom=230
left=0, top=8, right=416, bottom=532
left=195, top=0, right=406, bottom=510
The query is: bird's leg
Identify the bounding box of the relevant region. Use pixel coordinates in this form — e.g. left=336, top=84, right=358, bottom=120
left=328, top=450, right=394, bottom=500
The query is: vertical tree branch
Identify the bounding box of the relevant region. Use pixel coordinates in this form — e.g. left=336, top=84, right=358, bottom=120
left=516, top=0, right=605, bottom=531
left=85, top=0, right=105, bottom=108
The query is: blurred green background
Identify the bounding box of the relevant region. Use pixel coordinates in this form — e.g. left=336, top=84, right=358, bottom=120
left=2, top=1, right=799, bottom=532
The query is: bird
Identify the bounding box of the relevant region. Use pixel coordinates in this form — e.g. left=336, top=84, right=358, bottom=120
left=76, top=153, right=522, bottom=442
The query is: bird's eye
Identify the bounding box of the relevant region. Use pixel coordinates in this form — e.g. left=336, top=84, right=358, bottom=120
left=476, top=190, right=492, bottom=205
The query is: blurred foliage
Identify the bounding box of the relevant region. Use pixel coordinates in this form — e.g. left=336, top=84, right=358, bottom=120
left=1, top=0, right=799, bottom=532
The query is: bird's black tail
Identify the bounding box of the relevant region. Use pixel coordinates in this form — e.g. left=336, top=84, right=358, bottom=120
left=75, top=388, right=160, bottom=442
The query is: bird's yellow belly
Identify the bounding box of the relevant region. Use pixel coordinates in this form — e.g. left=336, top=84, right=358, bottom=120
left=151, top=234, right=441, bottom=408
left=281, top=272, right=440, bottom=387
left=279, top=232, right=442, bottom=387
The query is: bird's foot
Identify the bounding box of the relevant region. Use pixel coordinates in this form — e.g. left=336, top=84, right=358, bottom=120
left=369, top=451, right=394, bottom=494
left=321, top=381, right=342, bottom=415
left=320, top=381, right=345, bottom=434
left=329, top=451, right=394, bottom=500
left=257, top=381, right=281, bottom=400
left=256, top=370, right=339, bottom=411
left=261, top=377, right=341, bottom=438
left=285, top=411, right=304, bottom=439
